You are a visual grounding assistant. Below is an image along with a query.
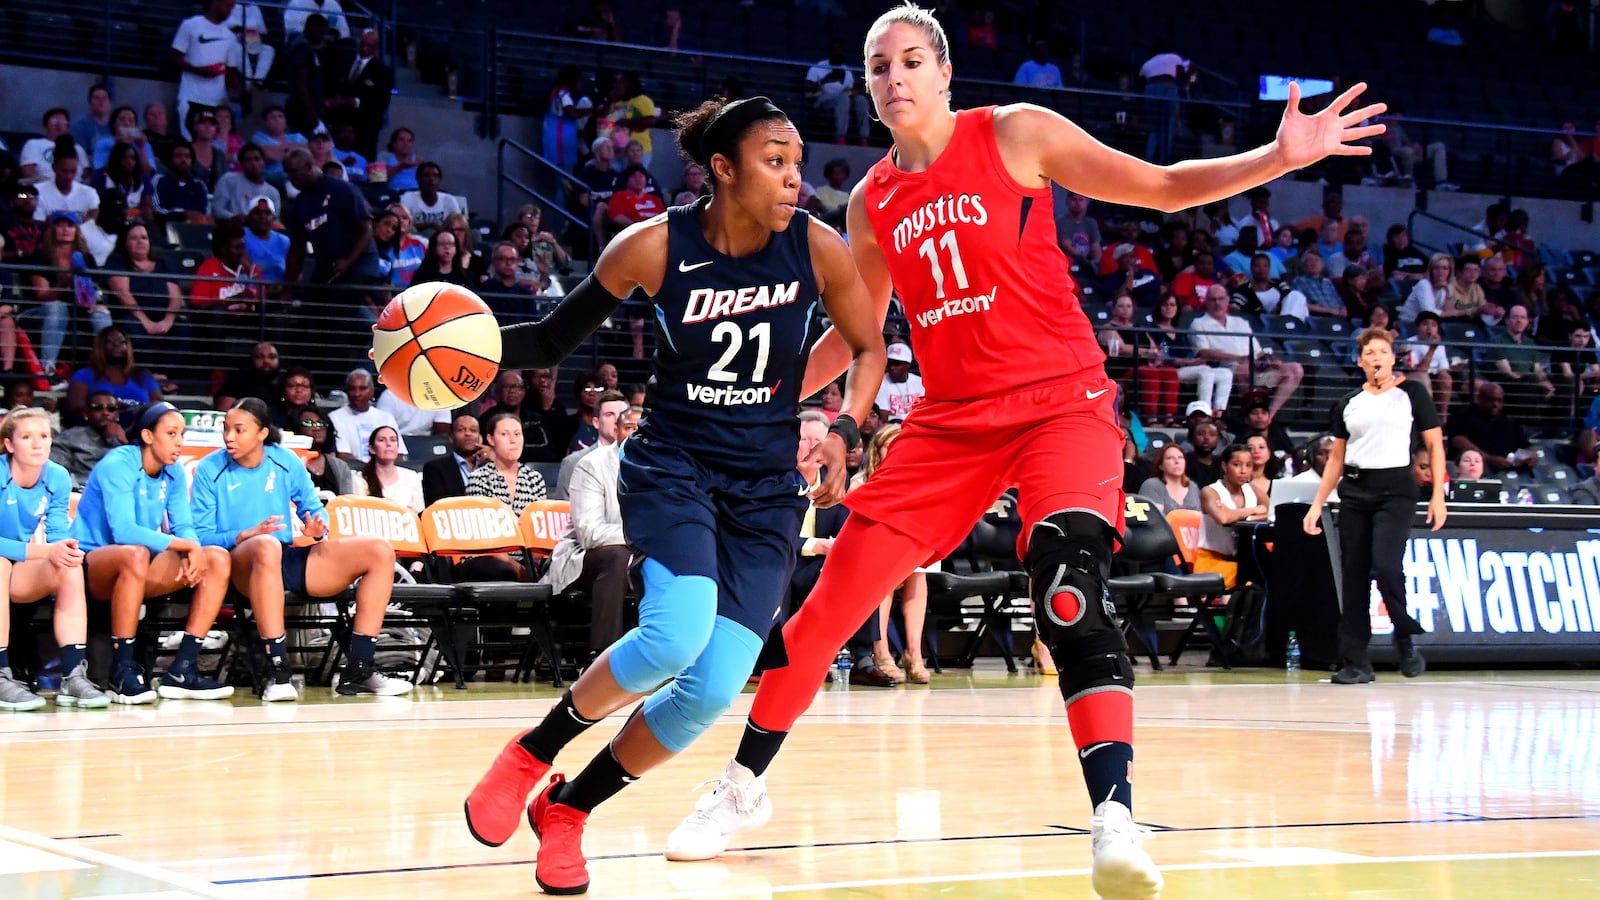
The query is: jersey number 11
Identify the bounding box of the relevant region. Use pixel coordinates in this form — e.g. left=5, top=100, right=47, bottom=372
left=918, top=231, right=969, bottom=299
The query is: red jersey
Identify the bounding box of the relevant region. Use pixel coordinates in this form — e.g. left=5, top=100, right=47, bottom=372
left=863, top=107, right=1103, bottom=402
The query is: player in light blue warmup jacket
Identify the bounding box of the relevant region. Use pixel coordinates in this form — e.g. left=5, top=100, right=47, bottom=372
left=191, top=398, right=410, bottom=700
left=71, top=402, right=234, bottom=705
left=0, top=408, right=108, bottom=711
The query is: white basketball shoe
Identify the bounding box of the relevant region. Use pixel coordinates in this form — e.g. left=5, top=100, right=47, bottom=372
left=1090, top=799, right=1163, bottom=900
left=663, top=760, right=773, bottom=861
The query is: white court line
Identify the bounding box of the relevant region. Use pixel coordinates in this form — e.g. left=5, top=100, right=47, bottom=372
left=0, top=824, right=234, bottom=899
left=606, top=848, right=1600, bottom=900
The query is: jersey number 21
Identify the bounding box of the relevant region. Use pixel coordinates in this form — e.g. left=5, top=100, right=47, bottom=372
left=707, top=321, right=771, bottom=383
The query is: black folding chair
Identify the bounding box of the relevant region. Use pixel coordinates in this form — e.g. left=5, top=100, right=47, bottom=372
left=1108, top=495, right=1228, bottom=669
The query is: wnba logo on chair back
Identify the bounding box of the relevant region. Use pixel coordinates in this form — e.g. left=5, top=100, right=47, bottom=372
left=424, top=498, right=519, bottom=544
left=326, top=496, right=423, bottom=548
left=519, top=500, right=570, bottom=550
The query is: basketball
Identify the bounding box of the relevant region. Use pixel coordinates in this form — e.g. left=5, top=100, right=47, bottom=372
left=371, top=282, right=502, bottom=411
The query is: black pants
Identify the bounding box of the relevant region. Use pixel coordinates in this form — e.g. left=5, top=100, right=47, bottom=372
left=571, top=545, right=632, bottom=651
left=1336, top=467, right=1425, bottom=664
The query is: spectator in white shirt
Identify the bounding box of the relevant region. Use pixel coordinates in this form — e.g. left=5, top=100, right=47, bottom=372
left=805, top=40, right=869, bottom=144
left=33, top=138, right=99, bottom=224
left=1402, top=311, right=1456, bottom=420
left=875, top=342, right=925, bottom=422
left=329, top=368, right=408, bottom=462
left=19, top=108, right=90, bottom=185
left=376, top=385, right=450, bottom=436
left=1138, top=41, right=1191, bottom=164
left=170, top=0, right=236, bottom=139
left=1191, top=284, right=1304, bottom=418
left=1399, top=252, right=1454, bottom=326
left=400, top=162, right=463, bottom=234
left=284, top=0, right=351, bottom=38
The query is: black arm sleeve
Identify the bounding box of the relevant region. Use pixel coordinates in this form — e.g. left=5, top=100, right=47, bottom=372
left=497, top=274, right=629, bottom=369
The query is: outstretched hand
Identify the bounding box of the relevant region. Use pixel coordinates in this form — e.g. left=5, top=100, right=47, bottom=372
left=1275, top=82, right=1387, bottom=170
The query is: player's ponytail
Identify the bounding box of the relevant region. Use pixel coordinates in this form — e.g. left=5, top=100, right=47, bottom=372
left=234, top=397, right=283, bottom=445
left=673, top=96, right=788, bottom=171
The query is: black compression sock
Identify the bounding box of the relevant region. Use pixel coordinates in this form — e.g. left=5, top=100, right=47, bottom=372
left=1079, top=741, right=1134, bottom=810
left=519, top=691, right=602, bottom=764
left=734, top=718, right=790, bottom=777
left=555, top=743, right=637, bottom=814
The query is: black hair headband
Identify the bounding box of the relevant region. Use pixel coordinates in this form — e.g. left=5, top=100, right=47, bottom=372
left=698, top=96, right=785, bottom=162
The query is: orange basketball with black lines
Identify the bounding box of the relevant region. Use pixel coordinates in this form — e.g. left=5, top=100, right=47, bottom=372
left=371, top=282, right=501, bottom=411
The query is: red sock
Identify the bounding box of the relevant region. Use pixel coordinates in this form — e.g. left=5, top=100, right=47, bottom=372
left=750, top=515, right=933, bottom=730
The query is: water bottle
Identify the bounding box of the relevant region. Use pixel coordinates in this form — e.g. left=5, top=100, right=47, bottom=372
left=833, top=649, right=852, bottom=688
left=1285, top=631, right=1302, bottom=675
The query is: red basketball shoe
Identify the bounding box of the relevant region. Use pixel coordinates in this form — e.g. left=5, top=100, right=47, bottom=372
left=528, top=774, right=590, bottom=895
left=464, top=731, right=550, bottom=847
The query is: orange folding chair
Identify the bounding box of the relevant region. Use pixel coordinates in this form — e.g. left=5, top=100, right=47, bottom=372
left=518, top=499, right=572, bottom=559
left=1165, top=507, right=1232, bottom=666
left=324, top=496, right=455, bottom=684
left=1165, top=509, right=1202, bottom=566
left=420, top=496, right=560, bottom=687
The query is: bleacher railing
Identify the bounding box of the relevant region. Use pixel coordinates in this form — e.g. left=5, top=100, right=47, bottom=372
left=0, top=260, right=633, bottom=398
left=1097, top=320, right=1584, bottom=439
left=494, top=138, right=598, bottom=264
left=5, top=254, right=1577, bottom=444
left=488, top=30, right=1254, bottom=162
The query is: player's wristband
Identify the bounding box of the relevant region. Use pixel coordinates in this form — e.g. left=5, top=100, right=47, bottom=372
left=828, top=414, right=861, bottom=452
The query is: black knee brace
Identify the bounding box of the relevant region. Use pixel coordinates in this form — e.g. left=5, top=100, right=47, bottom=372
left=1026, top=511, right=1134, bottom=703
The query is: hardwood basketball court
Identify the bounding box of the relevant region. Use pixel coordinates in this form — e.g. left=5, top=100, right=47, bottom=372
left=1, top=665, right=1596, bottom=898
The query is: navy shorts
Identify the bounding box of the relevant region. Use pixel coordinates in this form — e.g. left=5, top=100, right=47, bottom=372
left=617, top=434, right=808, bottom=637
left=281, top=544, right=315, bottom=596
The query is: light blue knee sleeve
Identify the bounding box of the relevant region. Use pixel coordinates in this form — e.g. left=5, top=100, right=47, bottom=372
left=607, top=558, right=718, bottom=694
left=641, top=616, right=764, bottom=754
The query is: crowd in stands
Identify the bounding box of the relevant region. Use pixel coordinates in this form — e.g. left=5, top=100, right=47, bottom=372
left=0, top=0, right=590, bottom=394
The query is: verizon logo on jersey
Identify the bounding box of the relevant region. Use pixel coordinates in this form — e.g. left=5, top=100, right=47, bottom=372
left=916, top=287, right=998, bottom=327
left=891, top=193, right=989, bottom=254
left=687, top=383, right=774, bottom=406
left=683, top=281, right=800, bottom=324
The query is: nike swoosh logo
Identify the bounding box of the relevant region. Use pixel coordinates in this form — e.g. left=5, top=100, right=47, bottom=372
left=877, top=186, right=900, bottom=209
left=197, top=36, right=225, bottom=43
left=227, top=483, right=242, bottom=491
left=1086, top=388, right=1110, bottom=399
left=1079, top=741, right=1112, bottom=760
left=678, top=260, right=712, bottom=273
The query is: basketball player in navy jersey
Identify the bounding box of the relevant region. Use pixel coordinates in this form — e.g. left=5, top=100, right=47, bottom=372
left=457, top=96, right=885, bottom=895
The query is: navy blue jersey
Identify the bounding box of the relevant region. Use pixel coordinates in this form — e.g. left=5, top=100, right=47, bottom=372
left=641, top=198, right=824, bottom=475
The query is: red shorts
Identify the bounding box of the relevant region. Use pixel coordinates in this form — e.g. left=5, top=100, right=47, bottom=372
left=846, top=371, right=1125, bottom=561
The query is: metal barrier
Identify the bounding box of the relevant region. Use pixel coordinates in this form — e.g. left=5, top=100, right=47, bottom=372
left=494, top=138, right=597, bottom=263
left=0, top=259, right=633, bottom=402
left=1091, top=320, right=1582, bottom=437
left=488, top=30, right=1254, bottom=160
left=0, top=265, right=1583, bottom=436
left=1407, top=207, right=1571, bottom=270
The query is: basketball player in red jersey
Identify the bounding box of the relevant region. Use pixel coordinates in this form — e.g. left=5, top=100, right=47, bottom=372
left=667, top=5, right=1385, bottom=897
